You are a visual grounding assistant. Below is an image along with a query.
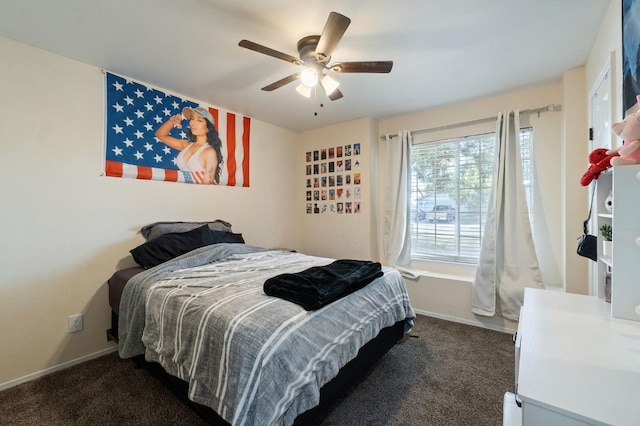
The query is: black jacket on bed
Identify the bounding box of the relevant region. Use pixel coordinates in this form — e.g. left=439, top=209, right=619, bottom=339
left=263, top=259, right=384, bottom=310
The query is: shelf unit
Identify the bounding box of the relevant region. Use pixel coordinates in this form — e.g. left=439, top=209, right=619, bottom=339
left=594, top=164, right=640, bottom=321
left=594, top=169, right=612, bottom=300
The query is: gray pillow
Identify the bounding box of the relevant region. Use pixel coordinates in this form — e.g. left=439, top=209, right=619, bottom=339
left=140, top=220, right=232, bottom=241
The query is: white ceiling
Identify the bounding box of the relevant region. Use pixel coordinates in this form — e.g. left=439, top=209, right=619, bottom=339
left=0, top=0, right=610, bottom=132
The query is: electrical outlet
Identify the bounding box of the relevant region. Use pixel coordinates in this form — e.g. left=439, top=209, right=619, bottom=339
left=68, top=314, right=83, bottom=333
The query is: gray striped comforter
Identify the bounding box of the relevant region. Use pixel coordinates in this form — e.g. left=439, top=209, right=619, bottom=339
left=118, top=244, right=415, bottom=426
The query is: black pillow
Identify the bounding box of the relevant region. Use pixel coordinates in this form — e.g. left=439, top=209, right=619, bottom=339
left=209, top=230, right=245, bottom=244
left=130, top=225, right=214, bottom=269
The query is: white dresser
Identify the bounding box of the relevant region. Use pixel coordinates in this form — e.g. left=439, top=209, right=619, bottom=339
left=504, top=288, right=640, bottom=425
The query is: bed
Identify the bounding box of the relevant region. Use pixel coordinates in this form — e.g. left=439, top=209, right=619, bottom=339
left=108, top=222, right=415, bottom=426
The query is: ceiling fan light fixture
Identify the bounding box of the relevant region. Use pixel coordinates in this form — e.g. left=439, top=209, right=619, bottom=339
left=239, top=12, right=390, bottom=101
left=321, top=74, right=340, bottom=95
left=296, top=83, right=312, bottom=98
left=300, top=67, right=318, bottom=87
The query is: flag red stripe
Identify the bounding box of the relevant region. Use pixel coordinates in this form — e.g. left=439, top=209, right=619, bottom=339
left=226, top=112, right=237, bottom=187
left=105, top=160, right=123, bottom=177
left=209, top=107, right=219, bottom=132
left=106, top=160, right=181, bottom=182
left=242, top=116, right=250, bottom=187
left=137, top=166, right=152, bottom=180
left=164, top=169, right=178, bottom=182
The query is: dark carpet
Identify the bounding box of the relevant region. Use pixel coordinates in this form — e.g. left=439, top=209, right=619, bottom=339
left=0, top=315, right=514, bottom=425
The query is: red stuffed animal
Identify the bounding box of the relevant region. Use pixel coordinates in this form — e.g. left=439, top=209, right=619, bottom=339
left=580, top=148, right=619, bottom=186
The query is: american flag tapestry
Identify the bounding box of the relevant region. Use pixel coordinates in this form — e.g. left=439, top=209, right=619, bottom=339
left=103, top=71, right=250, bottom=186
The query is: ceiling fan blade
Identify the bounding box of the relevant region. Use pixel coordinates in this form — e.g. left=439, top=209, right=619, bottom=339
left=239, top=40, right=301, bottom=64
left=261, top=73, right=300, bottom=91
left=327, top=88, right=343, bottom=101
left=315, top=12, right=351, bottom=61
left=330, top=61, right=393, bottom=73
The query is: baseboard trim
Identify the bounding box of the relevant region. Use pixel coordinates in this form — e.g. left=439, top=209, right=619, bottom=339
left=0, top=346, right=118, bottom=391
left=414, top=309, right=517, bottom=334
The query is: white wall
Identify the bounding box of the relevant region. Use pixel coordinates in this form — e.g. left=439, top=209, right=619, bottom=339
left=587, top=0, right=623, bottom=124
left=298, top=117, right=378, bottom=261
left=0, top=37, right=300, bottom=387
left=561, top=67, right=590, bottom=295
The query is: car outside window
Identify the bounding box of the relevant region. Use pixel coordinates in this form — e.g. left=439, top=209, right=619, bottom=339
left=426, top=205, right=456, bottom=223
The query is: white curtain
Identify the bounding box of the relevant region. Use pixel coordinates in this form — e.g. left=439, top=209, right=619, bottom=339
left=472, top=111, right=543, bottom=320
left=379, top=130, right=412, bottom=267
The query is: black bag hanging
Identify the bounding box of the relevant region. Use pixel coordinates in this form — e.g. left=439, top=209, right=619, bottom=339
left=577, top=184, right=598, bottom=262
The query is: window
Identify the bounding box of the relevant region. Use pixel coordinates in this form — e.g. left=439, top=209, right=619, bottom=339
left=410, top=128, right=533, bottom=263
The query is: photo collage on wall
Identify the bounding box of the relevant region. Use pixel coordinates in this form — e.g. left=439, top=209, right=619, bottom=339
left=306, top=143, right=362, bottom=215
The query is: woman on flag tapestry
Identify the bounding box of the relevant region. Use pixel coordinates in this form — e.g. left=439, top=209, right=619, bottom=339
left=155, top=107, right=223, bottom=184
left=103, top=71, right=250, bottom=186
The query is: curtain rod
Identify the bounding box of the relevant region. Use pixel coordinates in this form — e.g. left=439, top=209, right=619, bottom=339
left=381, top=104, right=561, bottom=140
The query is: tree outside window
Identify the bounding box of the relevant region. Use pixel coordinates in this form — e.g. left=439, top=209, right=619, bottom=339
left=410, top=129, right=533, bottom=263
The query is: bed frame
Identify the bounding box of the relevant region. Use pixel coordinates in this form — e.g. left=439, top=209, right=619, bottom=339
left=109, top=314, right=405, bottom=425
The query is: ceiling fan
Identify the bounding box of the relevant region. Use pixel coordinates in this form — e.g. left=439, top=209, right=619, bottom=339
left=238, top=11, right=393, bottom=101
